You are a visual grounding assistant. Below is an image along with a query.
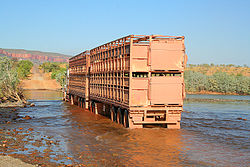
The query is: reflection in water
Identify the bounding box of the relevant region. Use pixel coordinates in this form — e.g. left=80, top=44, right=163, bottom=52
left=66, top=108, right=187, bottom=166
left=23, top=90, right=63, bottom=100
left=0, top=91, right=249, bottom=166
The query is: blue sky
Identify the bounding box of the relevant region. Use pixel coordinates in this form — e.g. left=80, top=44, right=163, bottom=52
left=0, top=0, right=249, bottom=65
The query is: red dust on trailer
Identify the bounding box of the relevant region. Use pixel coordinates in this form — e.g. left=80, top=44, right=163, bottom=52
left=65, top=35, right=187, bottom=129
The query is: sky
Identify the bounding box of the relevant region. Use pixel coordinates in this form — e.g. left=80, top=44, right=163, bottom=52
left=0, top=0, right=249, bottom=65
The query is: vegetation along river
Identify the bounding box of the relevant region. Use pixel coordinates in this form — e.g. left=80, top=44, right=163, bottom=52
left=0, top=90, right=249, bottom=166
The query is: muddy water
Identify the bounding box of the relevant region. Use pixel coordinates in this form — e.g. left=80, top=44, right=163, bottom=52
left=1, top=91, right=249, bottom=166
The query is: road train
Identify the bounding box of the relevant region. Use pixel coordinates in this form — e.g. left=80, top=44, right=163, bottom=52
left=65, top=35, right=187, bottom=129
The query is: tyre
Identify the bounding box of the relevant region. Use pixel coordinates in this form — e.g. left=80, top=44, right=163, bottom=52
left=91, top=102, right=95, bottom=113
left=111, top=106, right=116, bottom=122
left=123, top=110, right=129, bottom=128
left=117, top=108, right=122, bottom=124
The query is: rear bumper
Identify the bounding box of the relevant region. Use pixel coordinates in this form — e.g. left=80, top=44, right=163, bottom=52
left=129, top=106, right=182, bottom=125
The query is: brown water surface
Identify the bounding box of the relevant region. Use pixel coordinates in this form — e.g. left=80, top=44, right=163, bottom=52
left=0, top=91, right=249, bottom=166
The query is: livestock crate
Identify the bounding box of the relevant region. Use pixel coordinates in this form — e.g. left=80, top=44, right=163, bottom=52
left=67, top=35, right=187, bottom=129
left=68, top=51, right=90, bottom=108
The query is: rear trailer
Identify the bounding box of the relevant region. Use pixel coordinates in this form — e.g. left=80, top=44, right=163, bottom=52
left=68, top=51, right=90, bottom=109
left=67, top=35, right=187, bottom=129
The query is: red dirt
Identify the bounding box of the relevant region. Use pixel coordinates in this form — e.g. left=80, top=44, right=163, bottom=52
left=21, top=65, right=61, bottom=90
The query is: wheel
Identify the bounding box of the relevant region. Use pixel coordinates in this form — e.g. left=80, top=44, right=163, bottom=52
left=117, top=108, right=122, bottom=124
left=111, top=110, right=114, bottom=121
left=91, top=102, right=95, bottom=113
left=83, top=99, right=85, bottom=109
left=111, top=106, right=116, bottom=122
left=78, top=98, right=81, bottom=107
left=81, top=98, right=84, bottom=108
left=123, top=110, right=129, bottom=128
left=70, top=95, right=74, bottom=105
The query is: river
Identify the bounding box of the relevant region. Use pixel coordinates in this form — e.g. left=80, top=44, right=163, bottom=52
left=0, top=90, right=249, bottom=166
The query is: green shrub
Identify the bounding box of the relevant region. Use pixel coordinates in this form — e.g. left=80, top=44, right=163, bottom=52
left=235, top=75, right=250, bottom=95
left=40, top=62, right=67, bottom=87
left=17, top=60, right=33, bottom=79
left=184, top=70, right=208, bottom=92
left=184, top=70, right=250, bottom=95
left=51, top=68, right=66, bottom=86
left=40, top=62, right=61, bottom=73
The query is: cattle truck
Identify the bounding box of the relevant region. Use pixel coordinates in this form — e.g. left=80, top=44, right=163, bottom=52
left=67, top=35, right=187, bottom=129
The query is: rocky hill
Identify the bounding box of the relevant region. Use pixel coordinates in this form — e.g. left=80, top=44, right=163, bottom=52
left=0, top=48, right=71, bottom=63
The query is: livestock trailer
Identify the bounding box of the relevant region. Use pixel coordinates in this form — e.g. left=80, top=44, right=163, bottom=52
left=68, top=51, right=90, bottom=109
left=67, top=35, right=187, bottom=129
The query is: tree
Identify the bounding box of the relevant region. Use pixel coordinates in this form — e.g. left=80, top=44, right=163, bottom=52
left=0, top=57, right=23, bottom=102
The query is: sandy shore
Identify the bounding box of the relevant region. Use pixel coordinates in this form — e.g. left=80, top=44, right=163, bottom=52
left=0, top=155, right=35, bottom=167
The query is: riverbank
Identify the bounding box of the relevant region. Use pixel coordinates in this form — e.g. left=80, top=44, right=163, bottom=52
left=0, top=64, right=61, bottom=108
left=0, top=57, right=35, bottom=109
left=185, top=97, right=249, bottom=103
left=0, top=101, right=26, bottom=108
left=187, top=91, right=248, bottom=96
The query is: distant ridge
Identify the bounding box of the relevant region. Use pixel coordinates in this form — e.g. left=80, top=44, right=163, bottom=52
left=0, top=48, right=71, bottom=63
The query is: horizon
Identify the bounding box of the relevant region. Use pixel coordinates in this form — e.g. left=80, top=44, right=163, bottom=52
left=0, top=0, right=249, bottom=66
left=1, top=47, right=249, bottom=66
